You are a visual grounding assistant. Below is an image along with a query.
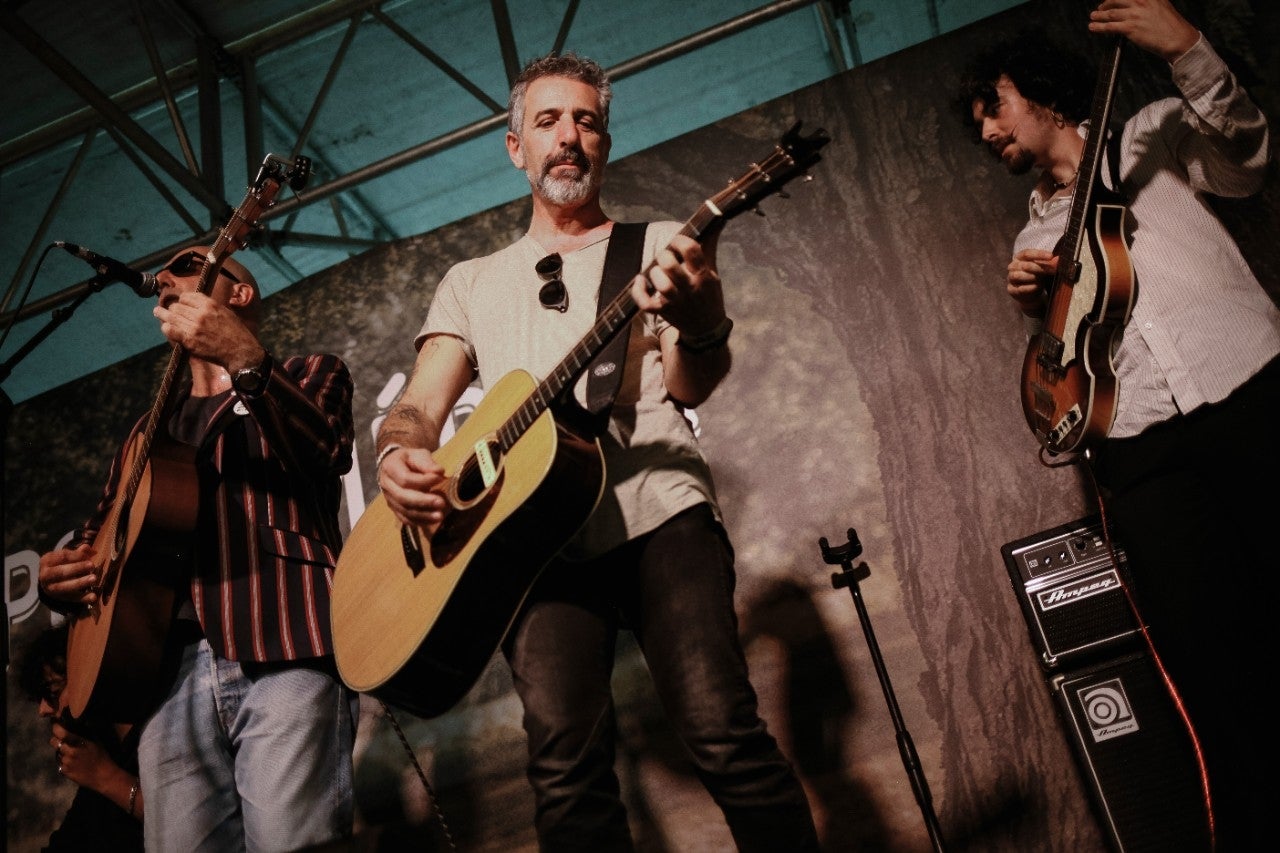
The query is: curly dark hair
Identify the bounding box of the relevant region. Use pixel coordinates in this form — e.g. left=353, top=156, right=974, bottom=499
left=507, top=51, right=612, bottom=135
left=957, top=30, right=1095, bottom=139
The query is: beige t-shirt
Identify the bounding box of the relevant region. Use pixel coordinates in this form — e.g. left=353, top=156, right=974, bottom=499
left=417, top=222, right=720, bottom=559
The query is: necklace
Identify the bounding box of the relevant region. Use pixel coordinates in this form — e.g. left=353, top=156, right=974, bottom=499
left=1051, top=170, right=1078, bottom=191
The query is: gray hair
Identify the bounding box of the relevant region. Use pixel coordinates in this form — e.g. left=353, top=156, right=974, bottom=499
left=507, top=52, right=612, bottom=135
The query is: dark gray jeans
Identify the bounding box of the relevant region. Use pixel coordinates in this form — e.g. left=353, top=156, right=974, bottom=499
left=1090, top=355, right=1280, bottom=852
left=503, top=503, right=819, bottom=852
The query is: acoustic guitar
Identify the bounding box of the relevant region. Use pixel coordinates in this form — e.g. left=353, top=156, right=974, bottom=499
left=1020, top=38, right=1136, bottom=456
left=60, top=153, right=311, bottom=723
left=332, top=123, right=830, bottom=718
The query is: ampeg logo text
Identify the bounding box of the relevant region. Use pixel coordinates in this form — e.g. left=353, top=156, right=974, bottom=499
left=1037, top=569, right=1122, bottom=611
left=1078, top=678, right=1138, bottom=742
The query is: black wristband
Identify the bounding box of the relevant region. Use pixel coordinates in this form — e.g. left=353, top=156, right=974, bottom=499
left=676, top=317, right=734, bottom=353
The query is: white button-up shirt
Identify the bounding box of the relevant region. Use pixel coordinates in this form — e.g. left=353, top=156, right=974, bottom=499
left=1014, top=35, right=1279, bottom=438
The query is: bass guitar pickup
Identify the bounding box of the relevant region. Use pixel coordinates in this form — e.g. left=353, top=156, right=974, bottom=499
left=1035, top=332, right=1065, bottom=369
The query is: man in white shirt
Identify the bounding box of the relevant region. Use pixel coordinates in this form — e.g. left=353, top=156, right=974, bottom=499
left=960, top=1, right=1279, bottom=848
left=376, top=52, right=818, bottom=852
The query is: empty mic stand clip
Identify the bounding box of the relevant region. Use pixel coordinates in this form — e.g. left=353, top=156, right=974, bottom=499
left=820, top=528, right=948, bottom=853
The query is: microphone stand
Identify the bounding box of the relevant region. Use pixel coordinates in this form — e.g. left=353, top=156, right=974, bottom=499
left=0, top=273, right=113, bottom=387
left=819, top=528, right=948, bottom=853
left=1, top=271, right=115, bottom=821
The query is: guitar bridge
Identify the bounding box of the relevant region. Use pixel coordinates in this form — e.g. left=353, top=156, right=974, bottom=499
left=400, top=525, right=426, bottom=576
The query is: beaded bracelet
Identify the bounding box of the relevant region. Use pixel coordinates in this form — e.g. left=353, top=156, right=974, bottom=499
left=375, top=444, right=403, bottom=470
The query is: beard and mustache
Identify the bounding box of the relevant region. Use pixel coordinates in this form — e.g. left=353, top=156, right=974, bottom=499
left=527, top=147, right=602, bottom=205
left=994, top=137, right=1035, bottom=176
left=987, top=115, right=1040, bottom=176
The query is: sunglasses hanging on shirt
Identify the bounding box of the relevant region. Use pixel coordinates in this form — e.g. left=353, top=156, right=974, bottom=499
left=535, top=253, right=568, bottom=313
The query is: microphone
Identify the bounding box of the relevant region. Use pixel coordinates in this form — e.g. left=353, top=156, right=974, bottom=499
left=54, top=241, right=158, bottom=298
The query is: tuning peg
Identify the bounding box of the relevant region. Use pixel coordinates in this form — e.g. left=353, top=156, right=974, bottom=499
left=289, top=156, right=312, bottom=191
left=753, top=206, right=767, bottom=217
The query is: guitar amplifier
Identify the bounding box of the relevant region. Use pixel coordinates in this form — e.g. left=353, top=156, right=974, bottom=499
left=1001, top=515, right=1142, bottom=671
left=1003, top=517, right=1212, bottom=851
left=1051, top=652, right=1212, bottom=852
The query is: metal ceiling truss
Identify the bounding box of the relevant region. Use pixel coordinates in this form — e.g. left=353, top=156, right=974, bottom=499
left=2, top=0, right=861, bottom=327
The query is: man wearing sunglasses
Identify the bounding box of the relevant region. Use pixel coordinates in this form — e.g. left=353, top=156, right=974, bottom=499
left=375, top=53, right=818, bottom=852
left=37, top=246, right=357, bottom=852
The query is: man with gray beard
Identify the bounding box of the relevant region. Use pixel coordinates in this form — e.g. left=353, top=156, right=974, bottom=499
left=374, top=52, right=818, bottom=852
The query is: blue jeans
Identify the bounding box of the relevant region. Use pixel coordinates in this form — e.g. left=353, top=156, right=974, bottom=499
left=137, top=637, right=356, bottom=852
left=503, top=504, right=819, bottom=852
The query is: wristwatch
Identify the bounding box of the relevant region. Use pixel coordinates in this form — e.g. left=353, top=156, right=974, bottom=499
left=232, top=352, right=273, bottom=399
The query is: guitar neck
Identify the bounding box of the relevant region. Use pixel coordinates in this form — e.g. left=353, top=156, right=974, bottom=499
left=496, top=212, right=716, bottom=452
left=113, top=171, right=290, bottom=506
left=1060, top=38, right=1125, bottom=266
left=118, top=259, right=226, bottom=503
left=487, top=123, right=827, bottom=452
left=119, top=344, right=190, bottom=503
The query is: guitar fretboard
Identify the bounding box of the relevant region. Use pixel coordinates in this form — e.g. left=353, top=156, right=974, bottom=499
left=1060, top=38, right=1125, bottom=268
left=116, top=180, right=283, bottom=509
left=495, top=209, right=714, bottom=452
left=487, top=124, right=827, bottom=452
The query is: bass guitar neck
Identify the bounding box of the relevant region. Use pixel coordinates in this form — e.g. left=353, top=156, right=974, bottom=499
left=1020, top=39, right=1136, bottom=456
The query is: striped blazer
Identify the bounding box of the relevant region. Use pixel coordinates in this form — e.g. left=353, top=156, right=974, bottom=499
left=78, top=353, right=355, bottom=663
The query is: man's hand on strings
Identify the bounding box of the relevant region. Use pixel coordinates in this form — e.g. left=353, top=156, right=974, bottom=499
left=1007, top=248, right=1058, bottom=317
left=378, top=446, right=449, bottom=536
left=631, top=234, right=727, bottom=338
left=154, top=292, right=263, bottom=372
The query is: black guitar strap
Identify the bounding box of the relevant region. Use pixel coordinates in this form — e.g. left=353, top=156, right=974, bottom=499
left=583, top=221, right=648, bottom=420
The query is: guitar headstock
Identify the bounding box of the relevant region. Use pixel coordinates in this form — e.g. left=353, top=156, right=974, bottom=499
left=199, top=154, right=311, bottom=287
left=258, top=153, right=313, bottom=195
left=223, top=154, right=311, bottom=252
left=708, top=122, right=831, bottom=223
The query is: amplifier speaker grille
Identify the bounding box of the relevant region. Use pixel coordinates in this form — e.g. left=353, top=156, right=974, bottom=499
left=1052, top=653, right=1212, bottom=852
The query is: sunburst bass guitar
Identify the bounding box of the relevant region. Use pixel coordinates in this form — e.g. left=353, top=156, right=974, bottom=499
left=1021, top=38, right=1136, bottom=455
left=60, top=154, right=311, bottom=723
left=332, top=123, right=830, bottom=718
